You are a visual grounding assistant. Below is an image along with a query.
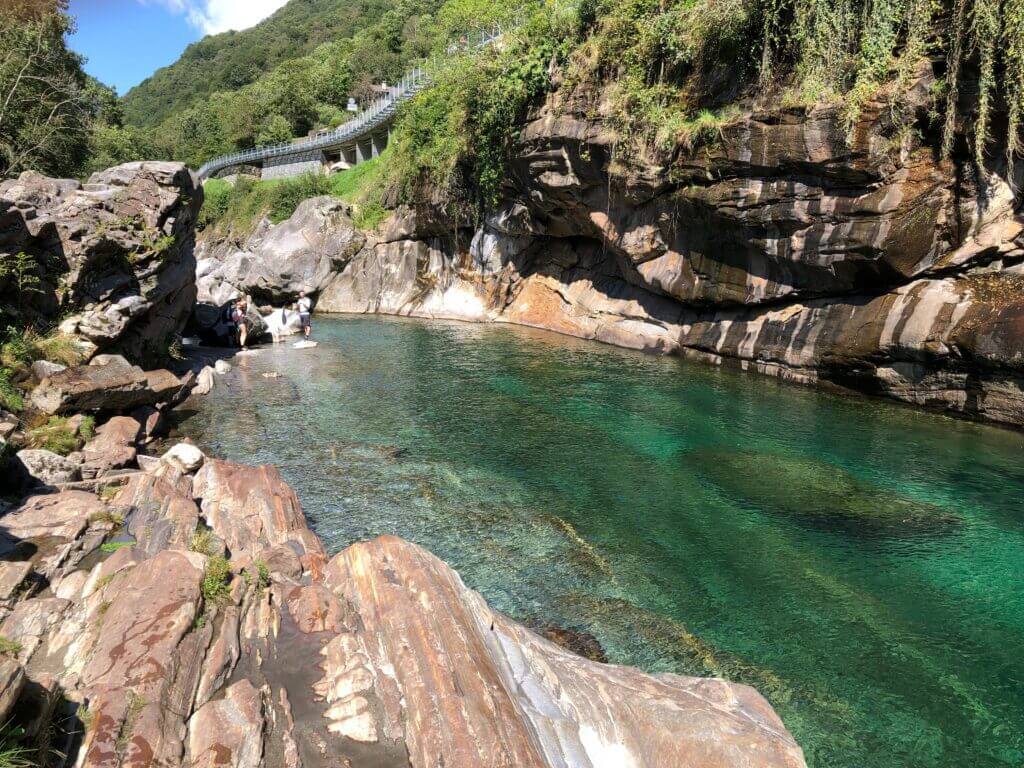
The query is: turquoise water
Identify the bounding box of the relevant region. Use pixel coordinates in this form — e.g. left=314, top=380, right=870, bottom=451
left=180, top=316, right=1024, bottom=768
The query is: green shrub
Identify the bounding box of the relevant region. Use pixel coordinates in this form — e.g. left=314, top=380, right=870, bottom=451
left=78, top=415, right=96, bottom=441
left=268, top=173, right=333, bottom=223
left=1, top=326, right=81, bottom=370
left=0, top=720, right=32, bottom=768
left=0, top=369, right=22, bottom=414
left=190, top=528, right=214, bottom=557
left=24, top=416, right=82, bottom=456
left=201, top=555, right=232, bottom=604
left=0, top=637, right=22, bottom=658
left=100, top=541, right=133, bottom=553
left=198, top=178, right=232, bottom=230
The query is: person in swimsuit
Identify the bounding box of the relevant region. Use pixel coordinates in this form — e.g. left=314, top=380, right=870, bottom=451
left=297, top=290, right=312, bottom=339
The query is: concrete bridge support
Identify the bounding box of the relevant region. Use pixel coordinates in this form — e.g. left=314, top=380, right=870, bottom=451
left=262, top=150, right=326, bottom=180
left=356, top=138, right=373, bottom=163
left=372, top=132, right=388, bottom=157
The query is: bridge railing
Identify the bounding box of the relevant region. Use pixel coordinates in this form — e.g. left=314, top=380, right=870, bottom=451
left=197, top=26, right=503, bottom=179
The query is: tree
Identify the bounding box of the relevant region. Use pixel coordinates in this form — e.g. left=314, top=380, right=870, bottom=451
left=256, top=114, right=294, bottom=146
left=0, top=0, right=94, bottom=178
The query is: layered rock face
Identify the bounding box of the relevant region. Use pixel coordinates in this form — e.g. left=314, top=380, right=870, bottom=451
left=306, top=81, right=1024, bottom=426
left=0, top=453, right=805, bottom=768
left=0, top=162, right=201, bottom=362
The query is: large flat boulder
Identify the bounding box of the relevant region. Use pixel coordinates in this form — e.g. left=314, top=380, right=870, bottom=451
left=309, top=535, right=806, bottom=768
left=30, top=355, right=182, bottom=415
left=0, top=490, right=103, bottom=540
left=77, top=549, right=205, bottom=768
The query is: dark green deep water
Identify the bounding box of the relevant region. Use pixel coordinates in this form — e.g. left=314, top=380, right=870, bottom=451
left=180, top=316, right=1024, bottom=768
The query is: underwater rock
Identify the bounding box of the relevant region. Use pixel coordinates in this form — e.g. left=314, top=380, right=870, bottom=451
left=691, top=449, right=959, bottom=535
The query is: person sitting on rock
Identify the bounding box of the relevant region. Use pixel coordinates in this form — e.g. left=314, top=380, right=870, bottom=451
left=232, top=299, right=250, bottom=350
left=297, top=291, right=312, bottom=339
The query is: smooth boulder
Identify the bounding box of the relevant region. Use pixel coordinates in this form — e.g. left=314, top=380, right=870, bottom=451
left=30, top=355, right=182, bottom=414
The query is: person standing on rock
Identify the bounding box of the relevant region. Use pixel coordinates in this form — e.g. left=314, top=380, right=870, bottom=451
left=297, top=291, right=313, bottom=339
left=232, top=299, right=250, bottom=351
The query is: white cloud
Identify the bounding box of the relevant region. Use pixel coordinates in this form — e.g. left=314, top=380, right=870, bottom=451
left=145, top=0, right=290, bottom=35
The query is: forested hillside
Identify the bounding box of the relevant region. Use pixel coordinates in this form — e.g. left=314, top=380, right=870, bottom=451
left=121, top=0, right=396, bottom=128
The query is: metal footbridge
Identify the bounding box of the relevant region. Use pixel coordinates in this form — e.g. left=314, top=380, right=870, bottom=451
left=197, top=27, right=502, bottom=181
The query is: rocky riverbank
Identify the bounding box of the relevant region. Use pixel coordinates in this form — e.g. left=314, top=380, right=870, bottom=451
left=0, top=161, right=806, bottom=766
left=0, top=425, right=807, bottom=768
left=196, top=68, right=1024, bottom=428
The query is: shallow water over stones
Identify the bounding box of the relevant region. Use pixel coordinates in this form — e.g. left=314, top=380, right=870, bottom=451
left=179, top=316, right=1024, bottom=768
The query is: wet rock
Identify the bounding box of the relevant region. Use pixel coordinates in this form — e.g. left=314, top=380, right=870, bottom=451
left=191, top=459, right=326, bottom=575
left=30, top=355, right=182, bottom=415
left=188, top=679, right=264, bottom=768
left=15, top=448, right=80, bottom=486
left=527, top=621, right=609, bottom=663
left=193, top=366, right=216, bottom=396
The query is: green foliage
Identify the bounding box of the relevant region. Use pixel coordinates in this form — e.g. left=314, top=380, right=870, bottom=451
left=330, top=155, right=390, bottom=228
left=1, top=326, right=82, bottom=370
left=199, top=172, right=343, bottom=235
left=100, top=541, right=134, bottom=553
left=0, top=638, right=22, bottom=658
left=268, top=173, right=333, bottom=222
left=24, top=416, right=83, bottom=455
left=0, top=252, right=42, bottom=312
left=0, top=1, right=95, bottom=178
left=386, top=1, right=575, bottom=207
left=201, top=555, right=232, bottom=604
left=132, top=0, right=448, bottom=167
left=190, top=528, right=214, bottom=556
left=123, top=0, right=410, bottom=129
left=86, top=122, right=158, bottom=176
left=0, top=720, right=32, bottom=768
left=0, top=370, right=22, bottom=414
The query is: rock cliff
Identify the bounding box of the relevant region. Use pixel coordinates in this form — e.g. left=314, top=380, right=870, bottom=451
left=301, top=80, right=1024, bottom=426
left=0, top=162, right=201, bottom=363
left=0, top=450, right=806, bottom=768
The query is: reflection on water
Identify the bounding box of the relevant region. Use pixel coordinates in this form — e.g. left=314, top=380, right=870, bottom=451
left=180, top=316, right=1024, bottom=768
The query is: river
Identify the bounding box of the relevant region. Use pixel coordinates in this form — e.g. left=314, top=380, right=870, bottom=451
left=179, top=315, right=1024, bottom=768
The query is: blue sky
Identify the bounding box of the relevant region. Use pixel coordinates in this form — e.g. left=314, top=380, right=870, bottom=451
left=68, top=0, right=290, bottom=95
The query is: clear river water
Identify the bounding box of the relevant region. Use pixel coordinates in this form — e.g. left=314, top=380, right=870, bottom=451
left=179, top=315, right=1024, bottom=768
